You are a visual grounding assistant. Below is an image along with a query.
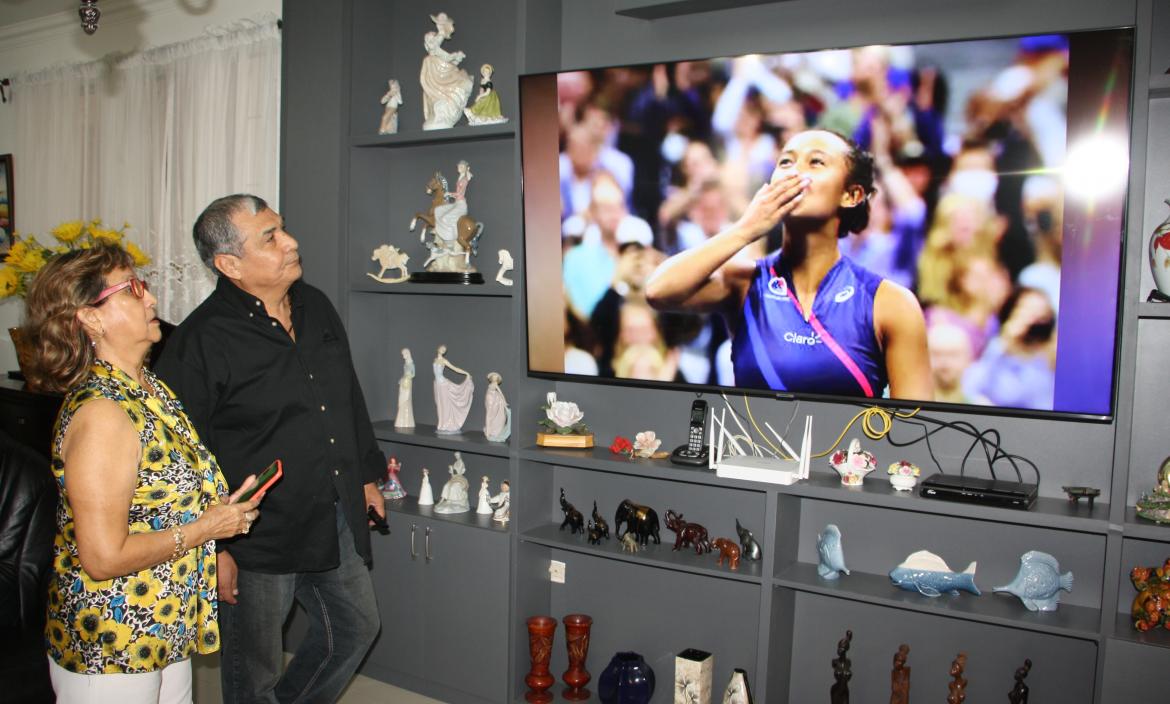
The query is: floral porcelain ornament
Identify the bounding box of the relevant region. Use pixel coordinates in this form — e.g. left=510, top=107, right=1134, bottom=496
left=829, top=438, right=877, bottom=486
left=887, top=460, right=920, bottom=491
left=537, top=392, right=593, bottom=447
left=609, top=431, right=669, bottom=460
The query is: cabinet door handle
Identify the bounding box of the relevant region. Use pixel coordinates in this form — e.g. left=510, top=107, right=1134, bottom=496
left=410, top=523, right=417, bottom=559
left=424, top=526, right=432, bottom=562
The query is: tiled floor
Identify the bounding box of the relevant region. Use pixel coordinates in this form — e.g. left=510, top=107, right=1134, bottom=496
left=191, top=654, right=444, bottom=704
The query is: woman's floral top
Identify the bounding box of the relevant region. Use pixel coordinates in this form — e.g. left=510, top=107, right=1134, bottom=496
left=45, top=361, right=229, bottom=674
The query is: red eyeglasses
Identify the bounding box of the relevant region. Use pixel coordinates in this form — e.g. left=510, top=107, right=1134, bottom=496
left=92, top=277, right=149, bottom=305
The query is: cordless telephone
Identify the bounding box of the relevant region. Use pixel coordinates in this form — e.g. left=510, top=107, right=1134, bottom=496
left=670, top=399, right=710, bottom=467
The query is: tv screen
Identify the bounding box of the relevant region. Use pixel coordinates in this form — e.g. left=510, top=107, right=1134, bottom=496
left=520, top=28, right=1133, bottom=420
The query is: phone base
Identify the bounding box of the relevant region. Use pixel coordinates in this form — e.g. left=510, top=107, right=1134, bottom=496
left=670, top=444, right=710, bottom=467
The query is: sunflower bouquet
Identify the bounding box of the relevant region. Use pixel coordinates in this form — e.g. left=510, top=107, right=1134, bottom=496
left=0, top=219, right=150, bottom=298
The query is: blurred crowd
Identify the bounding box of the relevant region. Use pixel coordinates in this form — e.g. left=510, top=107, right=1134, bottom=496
left=557, top=36, right=1069, bottom=410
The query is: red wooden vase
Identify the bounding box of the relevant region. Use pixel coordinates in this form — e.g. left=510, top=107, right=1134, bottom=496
left=562, top=613, right=593, bottom=700
left=525, top=616, right=557, bottom=703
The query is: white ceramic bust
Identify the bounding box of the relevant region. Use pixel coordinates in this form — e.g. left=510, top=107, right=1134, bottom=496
left=395, top=347, right=415, bottom=428
left=434, top=451, right=471, bottom=514
left=419, top=11, right=473, bottom=130
left=476, top=475, right=493, bottom=514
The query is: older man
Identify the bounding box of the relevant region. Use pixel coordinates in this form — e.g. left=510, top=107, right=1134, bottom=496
left=156, top=194, right=385, bottom=704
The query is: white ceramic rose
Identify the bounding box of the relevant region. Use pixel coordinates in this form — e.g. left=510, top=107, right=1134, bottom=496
left=633, top=431, right=662, bottom=458
left=538, top=393, right=589, bottom=435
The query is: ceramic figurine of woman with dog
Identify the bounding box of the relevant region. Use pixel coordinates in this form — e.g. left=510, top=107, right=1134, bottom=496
left=419, top=12, right=473, bottom=130
left=490, top=480, right=511, bottom=523
left=433, top=344, right=474, bottom=433
left=465, top=63, right=508, bottom=126
left=483, top=371, right=511, bottom=442
left=395, top=347, right=416, bottom=428
left=379, top=79, right=403, bottom=134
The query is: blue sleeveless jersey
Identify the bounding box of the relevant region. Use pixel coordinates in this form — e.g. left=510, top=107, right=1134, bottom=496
left=731, top=251, right=887, bottom=396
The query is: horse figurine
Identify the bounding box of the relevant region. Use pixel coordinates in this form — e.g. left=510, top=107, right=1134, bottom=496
left=664, top=509, right=711, bottom=555
left=712, top=538, right=741, bottom=570
left=591, top=501, right=610, bottom=540
left=409, top=170, right=484, bottom=271
left=366, top=244, right=410, bottom=283
left=559, top=488, right=585, bottom=534
left=614, top=499, right=660, bottom=546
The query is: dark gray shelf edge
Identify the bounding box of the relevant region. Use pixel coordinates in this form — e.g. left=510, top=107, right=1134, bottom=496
left=1150, top=73, right=1170, bottom=99
left=773, top=563, right=1102, bottom=642
left=373, top=421, right=513, bottom=457
left=383, top=495, right=511, bottom=534
left=1110, top=611, right=1170, bottom=650
left=518, top=446, right=1111, bottom=533
left=518, top=524, right=764, bottom=585
left=349, top=123, right=515, bottom=148
left=350, top=283, right=515, bottom=298
left=1122, top=507, right=1170, bottom=541
left=1136, top=301, right=1170, bottom=319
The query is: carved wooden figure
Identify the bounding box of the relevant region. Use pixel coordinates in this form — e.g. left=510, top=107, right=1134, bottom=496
left=1007, top=658, right=1031, bottom=704
left=946, top=653, right=967, bottom=704
left=614, top=499, right=661, bottom=546
left=591, top=501, right=610, bottom=539
left=559, top=489, right=585, bottom=534
left=712, top=538, right=741, bottom=570
left=889, top=644, right=909, bottom=704
left=830, top=630, right=852, bottom=704
left=587, top=521, right=603, bottom=545
left=665, top=509, right=712, bottom=554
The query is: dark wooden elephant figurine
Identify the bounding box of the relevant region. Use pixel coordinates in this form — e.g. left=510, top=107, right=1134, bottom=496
left=664, top=509, right=711, bottom=554
left=614, top=499, right=661, bottom=546
left=712, top=537, right=741, bottom=570
left=591, top=501, right=610, bottom=540
left=559, top=488, right=584, bottom=534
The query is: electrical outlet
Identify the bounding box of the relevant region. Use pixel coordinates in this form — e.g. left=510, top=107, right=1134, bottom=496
left=549, top=559, right=566, bottom=584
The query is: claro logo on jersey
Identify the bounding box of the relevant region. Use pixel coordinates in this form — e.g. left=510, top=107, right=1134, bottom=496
left=766, top=275, right=789, bottom=300
left=783, top=330, right=822, bottom=346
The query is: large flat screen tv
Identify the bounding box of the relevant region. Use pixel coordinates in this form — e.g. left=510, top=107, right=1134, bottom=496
left=520, top=28, right=1133, bottom=420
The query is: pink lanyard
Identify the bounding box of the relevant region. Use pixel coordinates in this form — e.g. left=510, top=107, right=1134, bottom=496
left=770, top=264, right=875, bottom=397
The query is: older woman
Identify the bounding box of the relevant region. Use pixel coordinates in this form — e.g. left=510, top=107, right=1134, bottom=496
left=23, top=245, right=259, bottom=703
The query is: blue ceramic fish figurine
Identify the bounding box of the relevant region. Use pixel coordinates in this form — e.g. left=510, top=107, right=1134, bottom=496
left=993, top=550, right=1074, bottom=611
left=816, top=524, right=850, bottom=579
left=889, top=550, right=981, bottom=597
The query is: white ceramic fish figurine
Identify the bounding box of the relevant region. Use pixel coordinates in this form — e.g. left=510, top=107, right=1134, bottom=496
left=816, top=524, right=850, bottom=580
left=994, top=550, right=1073, bottom=611
left=889, top=550, right=980, bottom=597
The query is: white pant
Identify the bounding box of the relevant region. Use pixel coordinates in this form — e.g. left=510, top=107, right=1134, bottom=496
left=48, top=656, right=192, bottom=704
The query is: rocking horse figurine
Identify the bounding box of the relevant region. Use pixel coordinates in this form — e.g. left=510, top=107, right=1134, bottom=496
left=367, top=244, right=410, bottom=283
left=409, top=160, right=485, bottom=284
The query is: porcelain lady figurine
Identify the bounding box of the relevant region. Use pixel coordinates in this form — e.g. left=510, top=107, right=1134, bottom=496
left=419, top=11, right=473, bottom=130
left=433, top=344, right=474, bottom=433
left=464, top=63, right=508, bottom=126
left=434, top=160, right=472, bottom=245
left=418, top=467, right=435, bottom=506
left=476, top=475, right=493, bottom=514
left=381, top=456, right=407, bottom=500
left=490, top=480, right=510, bottom=523
left=829, top=438, right=876, bottom=486
left=483, top=371, right=512, bottom=442
left=435, top=451, right=470, bottom=514
left=379, top=79, right=403, bottom=135
left=395, top=347, right=416, bottom=428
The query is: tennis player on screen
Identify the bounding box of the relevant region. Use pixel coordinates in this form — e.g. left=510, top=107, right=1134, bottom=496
left=646, top=129, right=932, bottom=400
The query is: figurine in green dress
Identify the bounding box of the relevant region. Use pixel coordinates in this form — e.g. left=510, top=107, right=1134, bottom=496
left=465, top=63, right=508, bottom=126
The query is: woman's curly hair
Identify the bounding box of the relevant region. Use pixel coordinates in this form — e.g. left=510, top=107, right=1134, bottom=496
left=22, top=244, right=133, bottom=393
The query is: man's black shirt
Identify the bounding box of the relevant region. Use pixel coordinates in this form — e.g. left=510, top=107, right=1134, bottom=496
left=155, top=277, right=385, bottom=573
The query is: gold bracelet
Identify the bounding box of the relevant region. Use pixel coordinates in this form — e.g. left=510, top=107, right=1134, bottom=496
left=170, top=525, right=187, bottom=559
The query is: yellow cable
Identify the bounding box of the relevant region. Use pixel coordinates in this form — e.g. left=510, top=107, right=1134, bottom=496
left=741, top=395, right=919, bottom=460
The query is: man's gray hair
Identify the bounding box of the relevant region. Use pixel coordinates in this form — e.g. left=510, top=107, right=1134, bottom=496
left=193, top=194, right=268, bottom=274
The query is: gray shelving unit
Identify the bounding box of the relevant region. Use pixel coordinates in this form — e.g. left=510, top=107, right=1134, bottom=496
left=278, top=0, right=1170, bottom=702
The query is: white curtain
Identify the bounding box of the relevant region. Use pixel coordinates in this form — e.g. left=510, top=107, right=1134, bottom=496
left=11, top=15, right=281, bottom=322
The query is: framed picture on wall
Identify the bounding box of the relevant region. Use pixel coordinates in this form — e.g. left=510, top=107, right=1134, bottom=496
left=0, top=154, right=11, bottom=254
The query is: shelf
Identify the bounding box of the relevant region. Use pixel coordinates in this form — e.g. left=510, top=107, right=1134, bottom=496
left=350, top=123, right=515, bottom=148
left=1136, top=301, right=1170, bottom=319
left=519, top=522, right=763, bottom=584
left=1150, top=73, right=1170, bottom=99
left=1110, top=612, right=1170, bottom=649
left=774, top=562, right=1102, bottom=642
left=373, top=422, right=512, bottom=458
left=519, top=446, right=1111, bottom=533
left=350, top=281, right=515, bottom=297
left=384, top=494, right=511, bottom=534
left=1124, top=507, right=1170, bottom=542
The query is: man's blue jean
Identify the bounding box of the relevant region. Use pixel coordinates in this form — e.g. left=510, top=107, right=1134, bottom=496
left=218, top=507, right=380, bottom=704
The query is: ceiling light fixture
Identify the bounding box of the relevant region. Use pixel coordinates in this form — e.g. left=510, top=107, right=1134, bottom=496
left=79, top=1, right=101, bottom=35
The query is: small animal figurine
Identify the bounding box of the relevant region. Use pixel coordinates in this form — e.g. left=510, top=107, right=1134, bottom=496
left=816, top=524, right=850, bottom=580
left=1007, top=658, right=1031, bottom=704
left=712, top=538, right=741, bottom=570
left=889, top=550, right=981, bottom=597
left=830, top=630, right=852, bottom=704
left=993, top=550, right=1074, bottom=611
left=591, top=501, right=610, bottom=540
left=614, top=499, right=661, bottom=546
left=946, top=653, right=967, bottom=704
left=889, top=644, right=910, bottom=704
left=559, top=488, right=585, bottom=534
left=664, top=509, right=711, bottom=554
left=587, top=520, right=603, bottom=545
left=1130, top=557, right=1170, bottom=631
left=620, top=533, right=639, bottom=553
left=735, top=518, right=762, bottom=561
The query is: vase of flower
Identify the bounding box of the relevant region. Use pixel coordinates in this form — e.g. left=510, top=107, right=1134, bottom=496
left=525, top=616, right=557, bottom=703
left=598, top=651, right=655, bottom=704
left=562, top=613, right=593, bottom=700
left=1150, top=200, right=1170, bottom=298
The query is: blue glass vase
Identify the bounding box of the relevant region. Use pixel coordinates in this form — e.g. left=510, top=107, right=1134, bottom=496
left=598, top=651, right=655, bottom=704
